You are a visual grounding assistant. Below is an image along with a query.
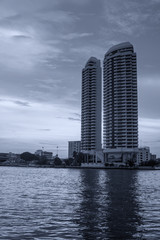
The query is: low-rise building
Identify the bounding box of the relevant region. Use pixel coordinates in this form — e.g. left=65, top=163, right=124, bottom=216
left=35, top=150, right=43, bottom=157
left=150, top=153, right=157, bottom=161
left=35, top=150, right=53, bottom=160
left=8, top=152, right=19, bottom=163
left=68, top=141, right=81, bottom=158
left=43, top=151, right=53, bottom=160
left=104, top=148, right=139, bottom=166
left=137, top=147, right=150, bottom=164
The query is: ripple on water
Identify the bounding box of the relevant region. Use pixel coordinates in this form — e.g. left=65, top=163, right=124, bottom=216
left=0, top=167, right=160, bottom=239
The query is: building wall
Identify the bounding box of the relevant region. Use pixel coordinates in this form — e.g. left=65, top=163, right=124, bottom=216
left=150, top=154, right=156, bottom=161
left=35, top=150, right=53, bottom=160
left=103, top=147, right=138, bottom=165
left=43, top=151, right=53, bottom=160
left=138, top=147, right=150, bottom=163
left=68, top=141, right=81, bottom=158
left=81, top=57, right=101, bottom=152
left=103, top=42, right=138, bottom=149
left=35, top=150, right=43, bottom=157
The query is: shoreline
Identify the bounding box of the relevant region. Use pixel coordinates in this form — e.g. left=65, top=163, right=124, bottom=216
left=0, top=163, right=159, bottom=170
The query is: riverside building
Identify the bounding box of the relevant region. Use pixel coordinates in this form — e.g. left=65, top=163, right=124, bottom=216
left=68, top=141, right=81, bottom=159
left=103, top=42, right=138, bottom=164
left=81, top=57, right=102, bottom=164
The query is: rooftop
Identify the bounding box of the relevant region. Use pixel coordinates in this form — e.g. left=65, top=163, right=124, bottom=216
left=85, top=57, right=100, bottom=68
left=105, top=42, right=134, bottom=56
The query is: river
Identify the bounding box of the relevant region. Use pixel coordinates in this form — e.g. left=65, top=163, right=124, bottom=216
left=0, top=167, right=160, bottom=239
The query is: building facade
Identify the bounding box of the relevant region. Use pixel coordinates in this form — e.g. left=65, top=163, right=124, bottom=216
left=103, top=42, right=138, bottom=150
left=81, top=57, right=101, bottom=155
left=35, top=150, right=53, bottom=160
left=137, top=147, right=150, bottom=164
left=68, top=141, right=81, bottom=158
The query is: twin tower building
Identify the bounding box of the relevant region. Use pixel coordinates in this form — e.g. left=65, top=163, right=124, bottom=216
left=81, top=42, right=138, bottom=164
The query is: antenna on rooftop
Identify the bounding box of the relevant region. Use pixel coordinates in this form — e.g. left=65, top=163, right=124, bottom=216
left=57, top=146, right=58, bottom=156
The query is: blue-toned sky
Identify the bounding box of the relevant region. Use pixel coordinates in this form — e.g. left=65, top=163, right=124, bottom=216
left=0, top=0, right=160, bottom=157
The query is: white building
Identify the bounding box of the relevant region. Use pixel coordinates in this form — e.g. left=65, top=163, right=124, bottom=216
left=35, top=150, right=43, bottom=157
left=137, top=147, right=150, bottom=164
left=68, top=141, right=81, bottom=158
left=43, top=151, right=53, bottom=160
left=103, top=42, right=138, bottom=149
left=103, top=42, right=138, bottom=163
left=35, top=150, right=53, bottom=160
left=81, top=57, right=102, bottom=164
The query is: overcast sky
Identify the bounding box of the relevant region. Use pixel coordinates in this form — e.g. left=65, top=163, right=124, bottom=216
left=0, top=0, right=160, bottom=157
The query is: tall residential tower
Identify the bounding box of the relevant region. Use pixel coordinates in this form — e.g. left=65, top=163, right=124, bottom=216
left=81, top=57, right=101, bottom=156
left=103, top=42, right=138, bottom=151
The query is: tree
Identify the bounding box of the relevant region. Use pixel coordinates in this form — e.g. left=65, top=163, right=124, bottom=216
left=54, top=157, right=62, bottom=166
left=38, top=155, right=48, bottom=165
left=140, top=160, right=157, bottom=167
left=147, top=160, right=157, bottom=167
left=128, top=159, right=135, bottom=167
left=73, top=151, right=78, bottom=159
left=77, top=152, right=84, bottom=166
left=64, top=158, right=73, bottom=166
left=20, top=152, right=37, bottom=162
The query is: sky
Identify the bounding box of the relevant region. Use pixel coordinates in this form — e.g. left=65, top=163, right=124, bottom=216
left=0, top=0, right=160, bottom=158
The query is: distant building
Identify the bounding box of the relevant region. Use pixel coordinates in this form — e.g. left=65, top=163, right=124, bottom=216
left=35, top=150, right=53, bottom=160
left=43, top=151, right=53, bottom=160
left=137, top=147, right=150, bottom=164
left=68, top=141, right=81, bottom=158
left=35, top=150, right=43, bottom=157
left=150, top=153, right=157, bottom=161
left=8, top=152, right=19, bottom=163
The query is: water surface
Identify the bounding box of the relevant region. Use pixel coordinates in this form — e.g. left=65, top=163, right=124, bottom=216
left=0, top=167, right=160, bottom=239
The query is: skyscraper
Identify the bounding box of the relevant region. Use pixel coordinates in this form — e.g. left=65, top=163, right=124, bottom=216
left=103, top=42, right=138, bottom=151
left=81, top=57, right=101, bottom=155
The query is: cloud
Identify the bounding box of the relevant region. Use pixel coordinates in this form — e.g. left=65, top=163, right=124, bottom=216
left=37, top=10, right=79, bottom=24
left=73, top=113, right=81, bottom=118
left=39, top=141, right=58, bottom=146
left=0, top=26, right=62, bottom=71
left=0, top=98, right=30, bottom=107
left=62, top=32, right=93, bottom=40
left=38, top=129, right=51, bottom=131
left=0, top=97, right=81, bottom=157
left=71, top=44, right=106, bottom=61
left=139, top=118, right=160, bottom=131
left=14, top=100, right=30, bottom=107
left=103, top=0, right=160, bottom=36
left=138, top=76, right=160, bottom=119
left=68, top=117, right=80, bottom=121
left=12, top=35, right=32, bottom=40
left=139, top=117, right=160, bottom=154
left=56, top=115, right=81, bottom=122
left=0, top=0, right=159, bottom=157
left=61, top=58, right=75, bottom=63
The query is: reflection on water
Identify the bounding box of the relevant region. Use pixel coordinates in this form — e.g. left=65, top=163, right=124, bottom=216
left=75, top=170, right=109, bottom=239
left=76, top=170, right=142, bottom=240
left=0, top=167, right=160, bottom=239
left=137, top=171, right=160, bottom=239
left=106, top=170, right=141, bottom=240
